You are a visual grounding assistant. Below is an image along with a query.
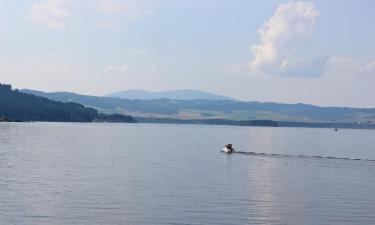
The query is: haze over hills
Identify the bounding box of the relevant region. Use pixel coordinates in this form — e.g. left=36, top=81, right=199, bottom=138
left=21, top=89, right=375, bottom=125
left=105, top=89, right=237, bottom=101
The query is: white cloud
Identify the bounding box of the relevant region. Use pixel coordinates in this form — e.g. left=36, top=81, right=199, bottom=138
left=250, top=1, right=325, bottom=77
left=278, top=56, right=329, bottom=77
left=105, top=64, right=128, bottom=74
left=30, top=0, right=68, bottom=30
left=328, top=57, right=375, bottom=77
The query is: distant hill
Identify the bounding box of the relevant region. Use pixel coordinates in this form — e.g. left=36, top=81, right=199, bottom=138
left=0, top=84, right=97, bottom=122
left=21, top=89, right=375, bottom=124
left=105, top=89, right=236, bottom=100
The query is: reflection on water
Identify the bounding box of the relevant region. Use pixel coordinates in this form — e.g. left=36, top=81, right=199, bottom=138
left=0, top=122, right=375, bottom=225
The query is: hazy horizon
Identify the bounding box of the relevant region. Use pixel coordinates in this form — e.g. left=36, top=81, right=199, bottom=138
left=1, top=0, right=375, bottom=107
left=19, top=86, right=375, bottom=109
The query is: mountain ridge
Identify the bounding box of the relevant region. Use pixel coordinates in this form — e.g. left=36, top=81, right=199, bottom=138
left=21, top=89, right=375, bottom=124
left=105, top=89, right=237, bottom=101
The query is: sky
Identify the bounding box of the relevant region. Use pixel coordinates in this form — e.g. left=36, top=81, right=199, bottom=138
left=1, top=0, right=375, bottom=107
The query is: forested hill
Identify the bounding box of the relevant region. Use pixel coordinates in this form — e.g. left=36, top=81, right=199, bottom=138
left=0, top=84, right=98, bottom=122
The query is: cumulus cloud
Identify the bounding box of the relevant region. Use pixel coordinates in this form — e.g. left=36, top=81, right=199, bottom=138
left=278, top=56, right=329, bottom=77
left=30, top=0, right=68, bottom=30
left=250, top=1, right=326, bottom=77
left=105, top=64, right=128, bottom=74
left=328, top=57, right=375, bottom=77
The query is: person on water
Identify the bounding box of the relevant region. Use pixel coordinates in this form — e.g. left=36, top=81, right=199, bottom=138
left=225, top=144, right=234, bottom=152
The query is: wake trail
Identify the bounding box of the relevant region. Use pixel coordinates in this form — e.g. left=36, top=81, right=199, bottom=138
left=223, top=151, right=375, bottom=162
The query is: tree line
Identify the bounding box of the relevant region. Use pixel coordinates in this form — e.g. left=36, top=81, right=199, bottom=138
left=0, top=84, right=98, bottom=122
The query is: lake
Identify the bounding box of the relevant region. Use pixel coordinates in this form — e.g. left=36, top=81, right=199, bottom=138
left=1, top=122, right=375, bottom=225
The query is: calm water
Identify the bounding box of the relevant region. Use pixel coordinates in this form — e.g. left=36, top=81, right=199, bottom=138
left=1, top=122, right=375, bottom=225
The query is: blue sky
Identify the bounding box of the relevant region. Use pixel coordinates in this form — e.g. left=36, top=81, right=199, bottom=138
left=1, top=0, right=375, bottom=107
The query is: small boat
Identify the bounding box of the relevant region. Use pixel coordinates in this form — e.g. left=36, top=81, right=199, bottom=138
left=223, top=144, right=234, bottom=153
left=334, top=128, right=338, bottom=131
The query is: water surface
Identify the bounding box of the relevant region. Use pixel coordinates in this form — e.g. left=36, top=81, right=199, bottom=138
left=1, top=123, right=375, bottom=225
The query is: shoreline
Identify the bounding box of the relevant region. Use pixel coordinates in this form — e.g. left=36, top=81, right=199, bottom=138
left=2, top=117, right=375, bottom=130
left=134, top=118, right=375, bottom=130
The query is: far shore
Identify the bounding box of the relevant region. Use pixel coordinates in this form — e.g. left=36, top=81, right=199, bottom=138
left=2, top=117, right=375, bottom=130
left=134, top=118, right=375, bottom=130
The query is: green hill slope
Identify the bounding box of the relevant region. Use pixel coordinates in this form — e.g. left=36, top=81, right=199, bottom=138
left=0, top=84, right=97, bottom=122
